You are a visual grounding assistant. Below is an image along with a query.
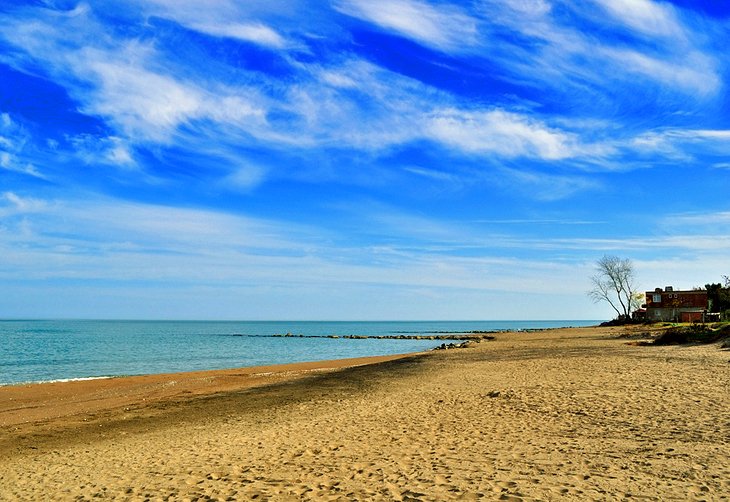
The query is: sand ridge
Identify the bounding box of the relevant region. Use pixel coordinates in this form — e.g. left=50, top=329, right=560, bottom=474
left=1, top=326, right=729, bottom=500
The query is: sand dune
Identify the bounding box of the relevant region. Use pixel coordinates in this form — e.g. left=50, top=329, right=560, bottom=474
left=1, top=326, right=728, bottom=500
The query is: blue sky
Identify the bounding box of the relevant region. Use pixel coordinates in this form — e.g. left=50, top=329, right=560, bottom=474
left=1, top=0, right=728, bottom=320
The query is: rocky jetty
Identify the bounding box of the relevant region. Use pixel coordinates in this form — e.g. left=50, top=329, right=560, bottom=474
left=270, top=333, right=496, bottom=342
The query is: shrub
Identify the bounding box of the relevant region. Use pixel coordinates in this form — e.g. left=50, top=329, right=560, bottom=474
left=653, top=325, right=728, bottom=345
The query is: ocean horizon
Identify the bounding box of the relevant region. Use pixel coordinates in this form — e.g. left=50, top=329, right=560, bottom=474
left=1, top=319, right=599, bottom=386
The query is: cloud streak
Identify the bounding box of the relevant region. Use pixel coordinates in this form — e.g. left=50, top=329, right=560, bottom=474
left=593, top=0, right=684, bottom=38
left=333, top=0, right=478, bottom=52
left=426, top=109, right=578, bottom=160
left=0, top=114, right=46, bottom=179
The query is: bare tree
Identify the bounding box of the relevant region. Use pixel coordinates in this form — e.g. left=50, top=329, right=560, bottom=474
left=588, top=255, right=639, bottom=319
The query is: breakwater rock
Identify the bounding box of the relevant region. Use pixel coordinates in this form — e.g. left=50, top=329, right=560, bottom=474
left=270, top=333, right=496, bottom=341
left=432, top=340, right=481, bottom=350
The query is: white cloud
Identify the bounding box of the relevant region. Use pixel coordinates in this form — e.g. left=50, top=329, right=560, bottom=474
left=682, top=130, right=730, bottom=140
left=0, top=195, right=324, bottom=266
left=497, top=167, right=600, bottom=201
left=593, top=0, right=683, bottom=38
left=532, top=235, right=730, bottom=253
left=0, top=7, right=269, bottom=144
left=137, top=0, right=289, bottom=49
left=319, top=70, right=359, bottom=89
left=223, top=163, right=268, bottom=190
left=0, top=191, right=49, bottom=217
left=426, top=108, right=578, bottom=160
left=0, top=113, right=47, bottom=179
left=630, top=128, right=730, bottom=160
left=333, top=0, right=478, bottom=51
left=478, top=0, right=719, bottom=99
left=502, top=0, right=552, bottom=17
left=663, top=211, right=730, bottom=227
left=107, top=141, right=134, bottom=165
left=189, top=22, right=286, bottom=48
left=0, top=11, right=199, bottom=141
left=0, top=113, right=20, bottom=146
left=279, top=61, right=603, bottom=163
left=78, top=58, right=267, bottom=144
left=2, top=162, right=45, bottom=178
left=403, top=166, right=461, bottom=183
left=603, top=47, right=719, bottom=96
left=70, top=45, right=264, bottom=143
left=0, top=112, right=14, bottom=132
left=83, top=55, right=204, bottom=138
left=69, top=135, right=136, bottom=167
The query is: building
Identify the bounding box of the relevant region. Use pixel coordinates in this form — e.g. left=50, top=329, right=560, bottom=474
left=644, top=286, right=709, bottom=322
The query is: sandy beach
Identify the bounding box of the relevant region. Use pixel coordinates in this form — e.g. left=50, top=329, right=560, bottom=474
left=1, top=326, right=728, bottom=501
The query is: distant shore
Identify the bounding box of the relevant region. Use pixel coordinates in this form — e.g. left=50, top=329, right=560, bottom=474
left=2, top=325, right=728, bottom=500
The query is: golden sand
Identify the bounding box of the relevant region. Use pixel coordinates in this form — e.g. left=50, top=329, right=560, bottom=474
left=1, top=326, right=728, bottom=500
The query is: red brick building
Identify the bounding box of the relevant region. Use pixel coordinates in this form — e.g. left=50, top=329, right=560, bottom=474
left=644, top=287, right=709, bottom=322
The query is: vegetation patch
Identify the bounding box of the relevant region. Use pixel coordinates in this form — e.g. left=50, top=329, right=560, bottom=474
left=653, top=324, right=730, bottom=346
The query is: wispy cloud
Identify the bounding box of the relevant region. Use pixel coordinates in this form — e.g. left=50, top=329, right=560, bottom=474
left=473, top=218, right=602, bottom=226
left=403, top=166, right=462, bottom=184
left=0, top=113, right=46, bottom=179
left=187, top=22, right=286, bottom=48
left=630, top=128, right=730, bottom=161
left=82, top=53, right=207, bottom=140
left=0, top=191, right=50, bottom=217
left=134, top=0, right=289, bottom=48
left=477, top=0, right=720, bottom=98
left=221, top=162, right=268, bottom=191
left=661, top=210, right=730, bottom=227
left=425, top=108, right=578, bottom=160
left=0, top=194, right=324, bottom=282
left=333, top=0, right=478, bottom=52
left=556, top=235, right=730, bottom=253
left=496, top=167, right=600, bottom=201
left=602, top=47, right=719, bottom=96
left=69, top=135, right=136, bottom=167
left=0, top=7, right=268, bottom=143
left=592, top=0, right=684, bottom=38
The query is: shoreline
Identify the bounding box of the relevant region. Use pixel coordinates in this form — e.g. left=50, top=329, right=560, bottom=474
left=0, top=333, right=504, bottom=389
left=1, top=319, right=599, bottom=388
left=0, top=351, right=427, bottom=389
left=0, top=351, right=427, bottom=433
left=2, top=325, right=728, bottom=500
left=0, top=330, right=512, bottom=396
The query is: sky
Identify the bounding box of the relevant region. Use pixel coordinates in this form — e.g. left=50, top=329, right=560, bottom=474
left=0, top=0, right=729, bottom=320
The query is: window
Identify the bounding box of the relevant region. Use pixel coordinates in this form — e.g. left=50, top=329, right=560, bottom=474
left=652, top=294, right=662, bottom=303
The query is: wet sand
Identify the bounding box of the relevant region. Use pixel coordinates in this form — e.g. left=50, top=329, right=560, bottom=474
left=1, top=326, right=728, bottom=500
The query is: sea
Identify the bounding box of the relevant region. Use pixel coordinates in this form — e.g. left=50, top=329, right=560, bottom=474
left=0, top=320, right=599, bottom=386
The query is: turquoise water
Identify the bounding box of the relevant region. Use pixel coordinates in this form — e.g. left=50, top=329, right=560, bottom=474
left=0, top=320, right=597, bottom=385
